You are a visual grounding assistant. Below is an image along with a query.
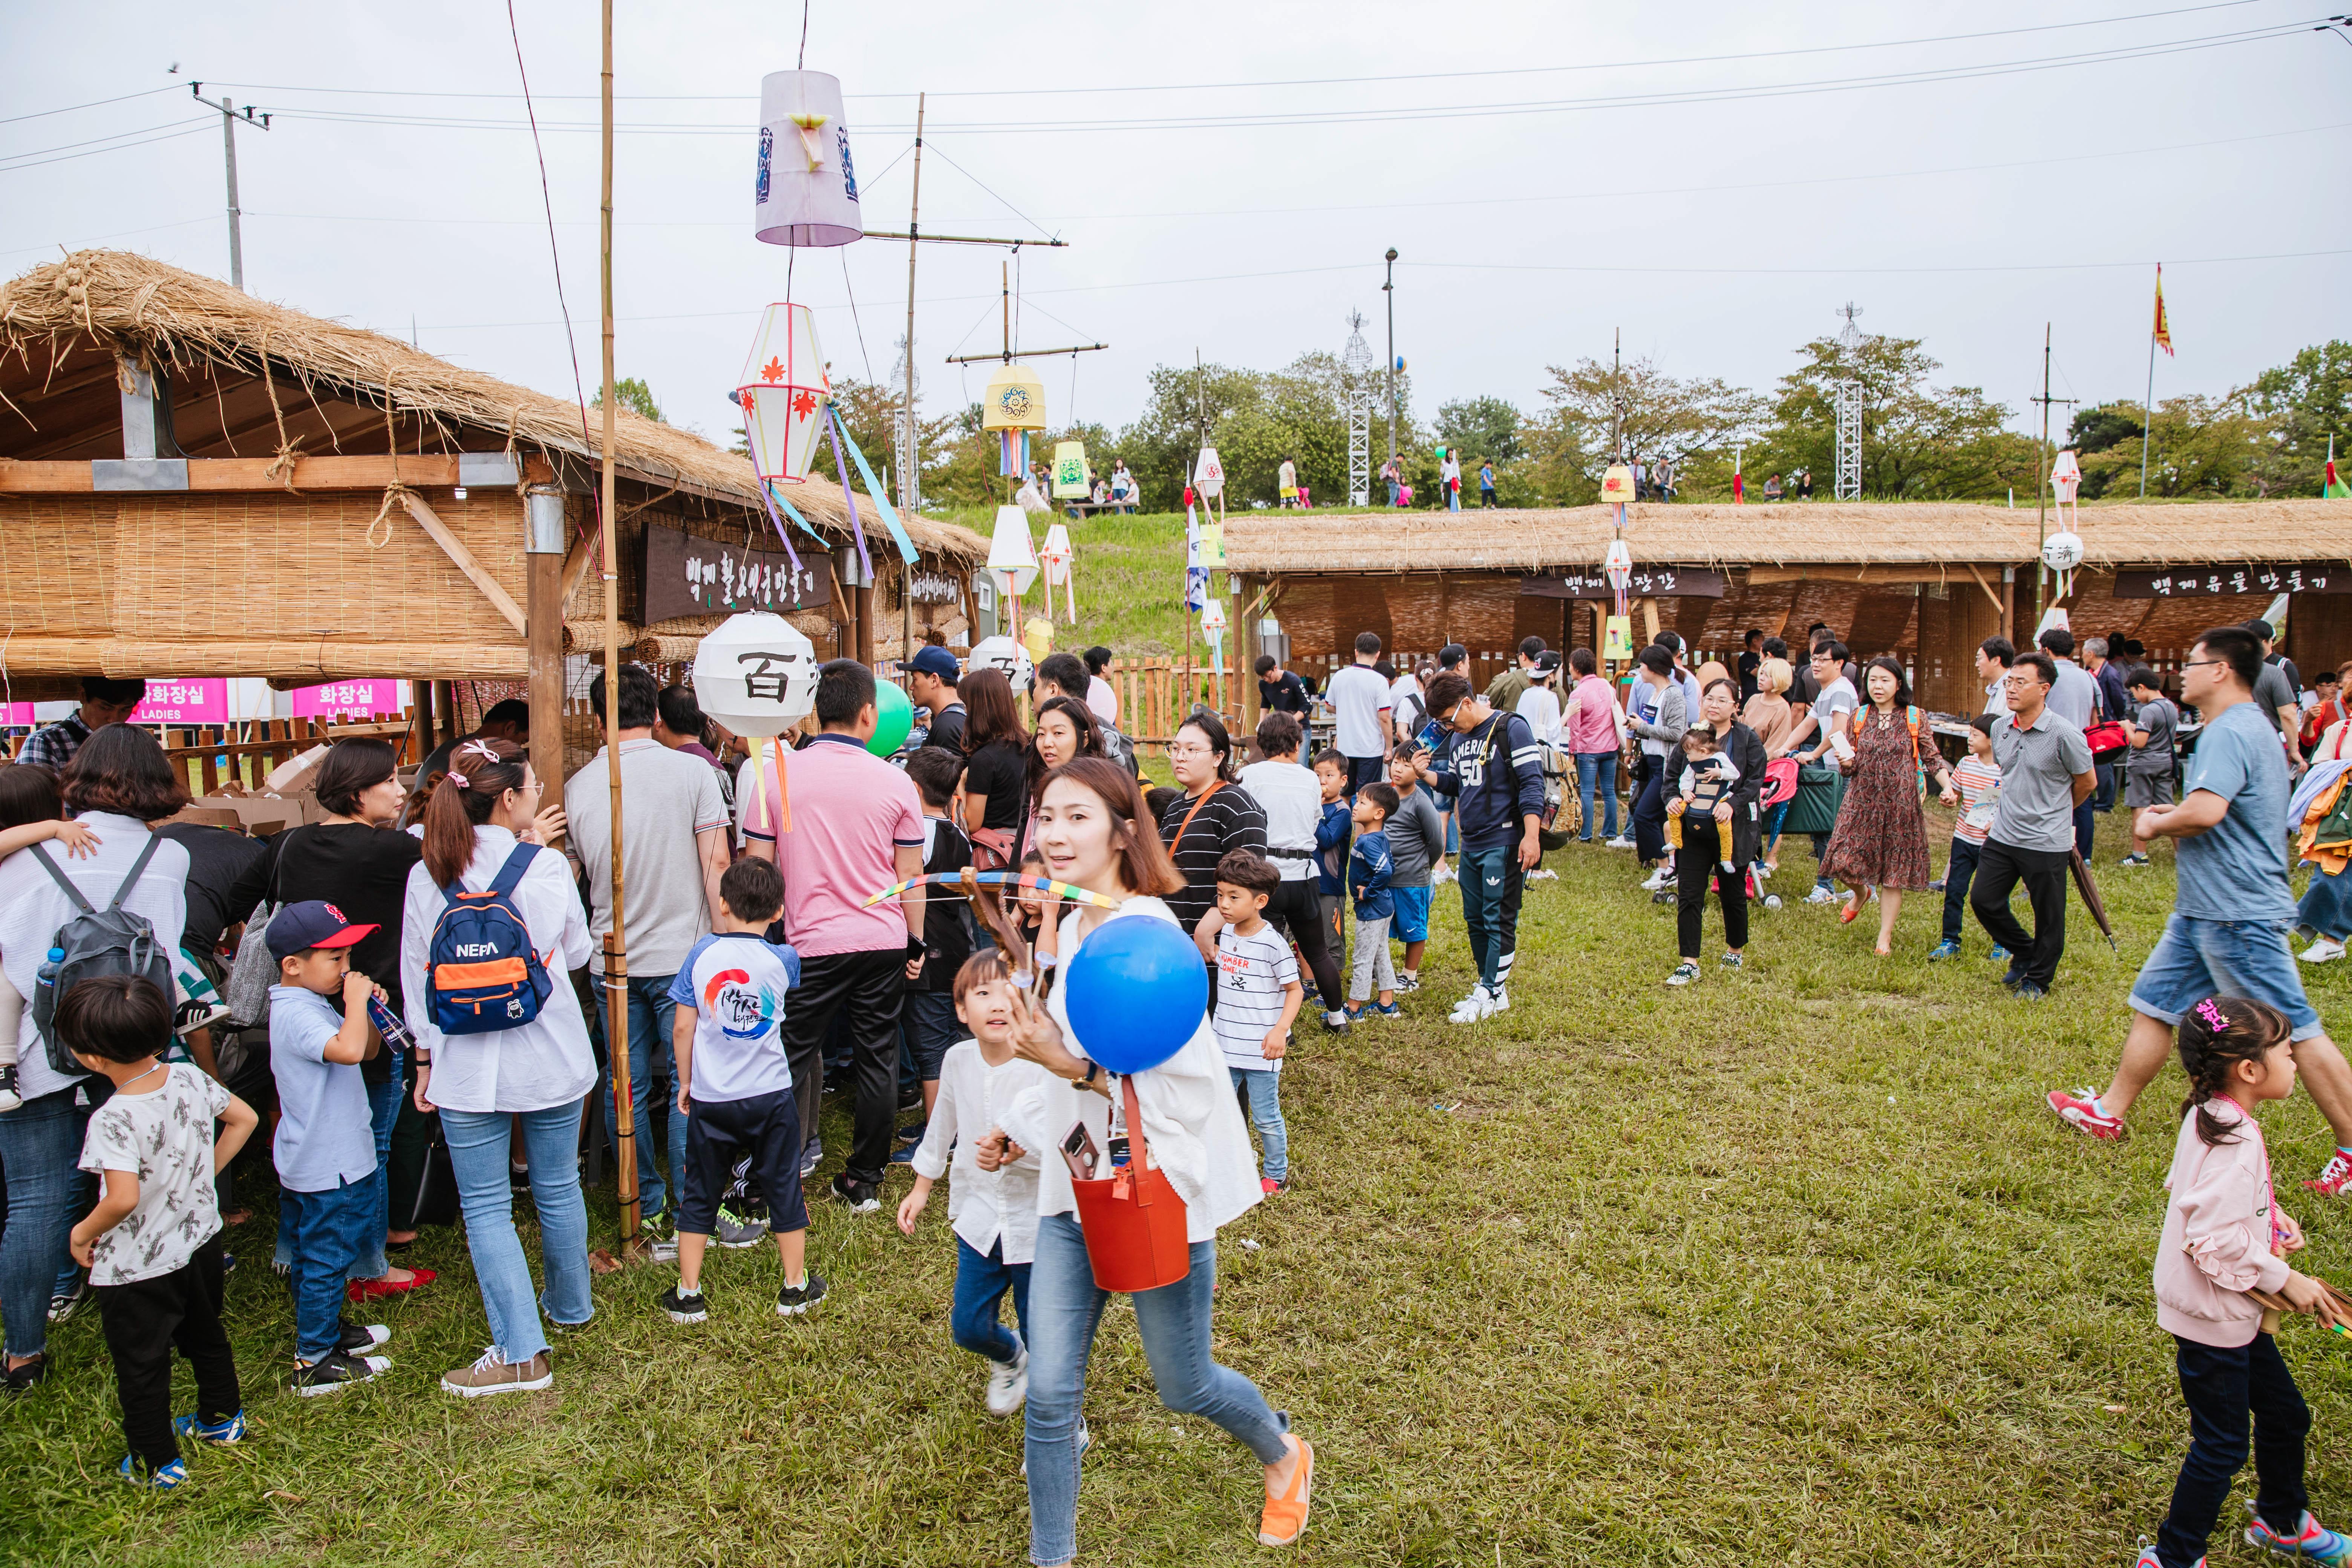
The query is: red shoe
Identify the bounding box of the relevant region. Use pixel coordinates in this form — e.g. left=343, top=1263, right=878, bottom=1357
left=2307, top=1148, right=2352, bottom=1197
left=2046, top=1087, right=2124, bottom=1141
left=1261, top=1176, right=1290, bottom=1196
left=348, top=1267, right=436, bottom=1303
left=1838, top=893, right=1860, bottom=925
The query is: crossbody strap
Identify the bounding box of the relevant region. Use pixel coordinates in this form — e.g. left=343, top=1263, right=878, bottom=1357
left=1172, top=780, right=1225, bottom=850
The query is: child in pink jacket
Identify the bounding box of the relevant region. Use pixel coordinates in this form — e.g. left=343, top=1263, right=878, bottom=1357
left=2142, top=995, right=2351, bottom=1568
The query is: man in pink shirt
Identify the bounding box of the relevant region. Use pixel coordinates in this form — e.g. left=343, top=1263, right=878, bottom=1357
left=745, top=662, right=926, bottom=1214
left=1563, top=647, right=1623, bottom=844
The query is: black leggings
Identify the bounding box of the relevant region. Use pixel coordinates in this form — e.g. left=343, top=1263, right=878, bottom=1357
left=1263, top=876, right=1343, bottom=1013
left=1676, top=818, right=1748, bottom=959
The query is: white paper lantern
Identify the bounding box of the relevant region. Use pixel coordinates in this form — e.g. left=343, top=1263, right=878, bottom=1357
left=967, top=634, right=1033, bottom=690
left=987, top=504, right=1038, bottom=599
left=1193, top=446, right=1225, bottom=500
left=692, top=612, right=818, bottom=737
left=2041, top=531, right=2085, bottom=574
left=754, top=70, right=862, bottom=248
left=737, top=303, right=830, bottom=486
left=1038, top=522, right=1073, bottom=586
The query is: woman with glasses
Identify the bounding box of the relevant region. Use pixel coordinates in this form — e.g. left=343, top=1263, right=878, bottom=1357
left=1155, top=712, right=1266, bottom=944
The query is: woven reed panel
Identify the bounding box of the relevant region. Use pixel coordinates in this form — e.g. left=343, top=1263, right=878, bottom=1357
left=0, top=495, right=114, bottom=635
left=111, top=491, right=527, bottom=653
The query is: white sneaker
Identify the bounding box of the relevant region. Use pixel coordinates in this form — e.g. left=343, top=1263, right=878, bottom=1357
left=1604, top=836, right=1635, bottom=850
left=1640, top=867, right=1671, bottom=892
left=1448, top=986, right=1494, bottom=1023
left=985, top=1340, right=1030, bottom=1417
left=1664, top=959, right=1701, bottom=987
left=1804, top=884, right=1838, bottom=905
left=1488, top=985, right=1509, bottom=1014
left=2303, top=937, right=2347, bottom=965
left=1526, top=867, right=1557, bottom=882
left=1431, top=862, right=1455, bottom=885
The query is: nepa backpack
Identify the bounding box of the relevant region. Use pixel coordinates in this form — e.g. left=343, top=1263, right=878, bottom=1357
left=29, top=838, right=174, bottom=1075
left=426, top=844, right=553, bottom=1036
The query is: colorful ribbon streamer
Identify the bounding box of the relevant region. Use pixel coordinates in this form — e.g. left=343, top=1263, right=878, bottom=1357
left=771, top=483, right=830, bottom=546
left=861, top=871, right=1121, bottom=910
left=830, top=407, right=920, bottom=565
left=822, top=411, right=874, bottom=582
left=746, top=472, right=805, bottom=575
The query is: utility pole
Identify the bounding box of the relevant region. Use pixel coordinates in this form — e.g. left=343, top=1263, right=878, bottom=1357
left=1383, top=248, right=1398, bottom=467
left=900, top=92, right=925, bottom=520
left=1611, top=328, right=1622, bottom=459
left=2028, top=322, right=2079, bottom=630
left=188, top=84, right=269, bottom=289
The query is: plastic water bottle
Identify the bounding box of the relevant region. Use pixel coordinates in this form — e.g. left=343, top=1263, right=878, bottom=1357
left=34, top=946, right=64, bottom=1008
left=367, top=995, right=418, bottom=1055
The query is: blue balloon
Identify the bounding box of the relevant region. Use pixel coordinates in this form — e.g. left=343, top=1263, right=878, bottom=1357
left=1062, top=915, right=1207, bottom=1075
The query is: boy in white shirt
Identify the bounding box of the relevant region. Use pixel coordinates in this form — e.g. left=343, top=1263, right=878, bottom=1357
left=897, top=953, right=1050, bottom=1415
left=67, top=976, right=259, bottom=1487
left=663, top=858, right=819, bottom=1322
left=1513, top=652, right=1565, bottom=747
left=1199, top=850, right=1305, bottom=1195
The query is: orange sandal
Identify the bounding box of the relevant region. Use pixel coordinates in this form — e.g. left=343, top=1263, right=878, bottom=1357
left=1257, top=1436, right=1314, bottom=1547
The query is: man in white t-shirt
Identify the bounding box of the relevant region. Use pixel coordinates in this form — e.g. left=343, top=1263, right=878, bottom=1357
left=1325, top=631, right=1395, bottom=796
left=566, top=663, right=732, bottom=1227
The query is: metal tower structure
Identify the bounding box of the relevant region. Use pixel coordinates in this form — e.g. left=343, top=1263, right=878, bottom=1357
left=1342, top=310, right=1373, bottom=506
left=1833, top=302, right=1864, bottom=501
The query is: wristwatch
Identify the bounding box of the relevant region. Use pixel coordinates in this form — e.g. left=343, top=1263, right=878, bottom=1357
left=1079, top=1060, right=1102, bottom=1089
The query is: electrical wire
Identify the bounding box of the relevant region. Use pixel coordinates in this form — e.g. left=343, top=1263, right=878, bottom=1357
left=502, top=1, right=597, bottom=493
left=922, top=140, right=1057, bottom=240
left=0, top=84, right=184, bottom=127
left=0, top=115, right=219, bottom=167
left=0, top=123, right=214, bottom=178
left=842, top=249, right=876, bottom=384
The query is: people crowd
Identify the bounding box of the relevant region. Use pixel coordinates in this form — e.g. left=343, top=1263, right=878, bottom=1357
left=3, top=602, right=2344, bottom=1565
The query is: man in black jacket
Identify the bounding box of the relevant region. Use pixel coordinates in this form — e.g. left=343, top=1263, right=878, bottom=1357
left=1411, top=671, right=1544, bottom=1023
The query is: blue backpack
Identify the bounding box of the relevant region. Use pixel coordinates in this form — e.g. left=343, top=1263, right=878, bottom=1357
left=426, top=845, right=553, bottom=1036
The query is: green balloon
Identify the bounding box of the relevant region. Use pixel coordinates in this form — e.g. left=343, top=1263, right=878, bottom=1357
left=869, top=679, right=915, bottom=756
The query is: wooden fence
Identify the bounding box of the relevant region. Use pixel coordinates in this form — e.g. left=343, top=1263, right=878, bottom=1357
left=157, top=716, right=422, bottom=795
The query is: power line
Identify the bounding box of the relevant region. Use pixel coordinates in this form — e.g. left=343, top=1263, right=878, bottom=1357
left=0, top=84, right=182, bottom=127
left=0, top=122, right=214, bottom=176
left=193, top=1, right=2275, bottom=103
left=0, top=114, right=220, bottom=167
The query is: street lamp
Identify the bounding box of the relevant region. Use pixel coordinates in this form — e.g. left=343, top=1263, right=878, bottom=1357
left=1382, top=248, right=1398, bottom=470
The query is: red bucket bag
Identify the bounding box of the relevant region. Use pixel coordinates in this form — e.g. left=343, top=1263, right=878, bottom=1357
left=1070, top=1076, right=1192, bottom=1293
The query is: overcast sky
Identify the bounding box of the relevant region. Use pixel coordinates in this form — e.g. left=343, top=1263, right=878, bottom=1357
left=6, top=0, right=2347, bottom=458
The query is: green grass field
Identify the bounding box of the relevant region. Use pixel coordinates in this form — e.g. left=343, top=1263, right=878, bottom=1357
left=931, top=507, right=1200, bottom=658
left=12, top=807, right=2352, bottom=1566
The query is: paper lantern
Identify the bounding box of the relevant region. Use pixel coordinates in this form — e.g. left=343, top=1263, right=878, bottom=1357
left=692, top=612, right=818, bottom=736
left=987, top=504, right=1038, bottom=599
left=1038, top=523, right=1072, bottom=582
left=968, top=634, right=1033, bottom=690
left=2051, top=448, right=2083, bottom=506
left=1023, top=616, right=1054, bottom=665
left=1601, top=464, right=1635, bottom=505
left=1051, top=441, right=1090, bottom=499
left=983, top=363, right=1047, bottom=479
left=737, top=303, right=830, bottom=486
left=1193, top=446, right=1225, bottom=500
left=753, top=71, right=862, bottom=248
left=1197, top=517, right=1226, bottom=570
left=2043, top=528, right=2085, bottom=600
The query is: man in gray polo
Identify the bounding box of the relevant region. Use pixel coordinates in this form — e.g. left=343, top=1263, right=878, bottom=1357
left=2038, top=626, right=2102, bottom=856
left=1970, top=651, right=2095, bottom=997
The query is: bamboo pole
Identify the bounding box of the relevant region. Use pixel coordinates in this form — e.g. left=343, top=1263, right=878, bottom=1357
left=599, top=0, right=640, bottom=1247
left=901, top=92, right=926, bottom=672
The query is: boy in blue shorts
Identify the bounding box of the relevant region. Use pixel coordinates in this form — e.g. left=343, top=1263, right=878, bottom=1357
left=1384, top=751, right=1446, bottom=992
left=663, top=858, right=824, bottom=1321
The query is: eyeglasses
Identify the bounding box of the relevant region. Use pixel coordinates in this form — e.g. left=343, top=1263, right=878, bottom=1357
left=1167, top=743, right=1214, bottom=758
left=2181, top=658, right=2226, bottom=671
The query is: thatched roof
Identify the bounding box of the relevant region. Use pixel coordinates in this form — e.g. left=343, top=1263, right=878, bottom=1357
left=1223, top=499, right=2352, bottom=576
left=0, top=250, right=983, bottom=562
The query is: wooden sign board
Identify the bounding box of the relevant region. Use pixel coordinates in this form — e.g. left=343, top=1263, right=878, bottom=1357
left=1520, top=568, right=1727, bottom=600
left=643, top=519, right=833, bottom=625
left=2112, top=565, right=2348, bottom=599
left=907, top=568, right=964, bottom=605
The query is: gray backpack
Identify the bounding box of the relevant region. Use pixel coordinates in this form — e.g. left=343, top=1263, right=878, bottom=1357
left=29, top=838, right=173, bottom=1075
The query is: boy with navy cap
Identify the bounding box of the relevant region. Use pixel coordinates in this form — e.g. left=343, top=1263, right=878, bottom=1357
left=268, top=901, right=396, bottom=1395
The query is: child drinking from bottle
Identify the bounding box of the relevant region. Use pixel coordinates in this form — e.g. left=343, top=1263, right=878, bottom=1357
left=896, top=953, right=1050, bottom=1415
left=2138, top=994, right=2352, bottom=1568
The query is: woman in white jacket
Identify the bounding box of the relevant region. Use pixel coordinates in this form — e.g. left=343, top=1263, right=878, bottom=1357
left=984, top=757, right=1311, bottom=1564
left=400, top=739, right=594, bottom=1400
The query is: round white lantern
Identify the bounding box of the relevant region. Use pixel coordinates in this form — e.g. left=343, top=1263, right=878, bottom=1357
left=968, top=634, right=1033, bottom=691
left=2042, top=531, right=2085, bottom=574
left=754, top=70, right=862, bottom=248
left=737, top=303, right=829, bottom=487
left=692, top=612, right=818, bottom=737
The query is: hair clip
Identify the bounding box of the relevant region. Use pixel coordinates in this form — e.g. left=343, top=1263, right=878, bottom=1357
left=457, top=739, right=502, bottom=764
left=445, top=772, right=470, bottom=788
left=2196, top=997, right=2230, bottom=1032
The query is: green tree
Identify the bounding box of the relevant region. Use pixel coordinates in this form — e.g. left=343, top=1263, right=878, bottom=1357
left=591, top=376, right=662, bottom=424
left=1435, top=396, right=1524, bottom=465
left=2065, top=403, right=2148, bottom=499
left=1533, top=356, right=1765, bottom=483
left=1757, top=331, right=2032, bottom=500
left=2079, top=395, right=2277, bottom=500
left=2240, top=340, right=2352, bottom=496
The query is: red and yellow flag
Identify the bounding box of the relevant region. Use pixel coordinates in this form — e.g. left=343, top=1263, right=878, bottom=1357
left=2153, top=264, right=2174, bottom=357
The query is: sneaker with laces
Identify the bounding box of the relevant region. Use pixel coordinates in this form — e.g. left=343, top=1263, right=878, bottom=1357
left=661, top=1286, right=709, bottom=1323
left=2119, top=852, right=2153, bottom=867
left=2245, top=1508, right=2352, bottom=1563
left=119, top=1455, right=188, bottom=1489
left=1488, top=985, right=1510, bottom=1014
left=1719, top=951, right=1743, bottom=969
left=799, top=1141, right=823, bottom=1179
left=290, top=1348, right=392, bottom=1397
left=776, top=1274, right=829, bottom=1316
left=1640, top=867, right=1672, bottom=892
left=1928, top=938, right=1961, bottom=961
left=1603, top=835, right=1635, bottom=850
left=1447, top=985, right=1494, bottom=1024
left=0, top=1061, right=20, bottom=1113
left=1394, top=973, right=1420, bottom=994
left=985, top=1340, right=1029, bottom=1417
left=2308, top=1148, right=2352, bottom=1197
left=1262, top=1174, right=1291, bottom=1195
left=440, top=1346, right=553, bottom=1398
left=2047, top=1087, right=2125, bottom=1140
left=337, top=1320, right=391, bottom=1354
left=715, top=1206, right=767, bottom=1248
left=1367, top=1000, right=1403, bottom=1019
left=1989, top=944, right=2010, bottom=961
left=47, top=1277, right=87, bottom=1324
left=1664, top=959, right=1701, bottom=987
left=2130, top=1540, right=2176, bottom=1568
left=172, top=1408, right=246, bottom=1444
left=829, top=1175, right=881, bottom=1213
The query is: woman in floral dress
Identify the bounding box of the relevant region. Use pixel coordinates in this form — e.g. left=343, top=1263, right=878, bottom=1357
left=1822, top=657, right=1959, bottom=956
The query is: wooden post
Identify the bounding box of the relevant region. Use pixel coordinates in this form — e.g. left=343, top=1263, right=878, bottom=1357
left=526, top=540, right=566, bottom=843
left=1240, top=573, right=1262, bottom=745
left=855, top=579, right=876, bottom=668
left=599, top=0, right=640, bottom=1248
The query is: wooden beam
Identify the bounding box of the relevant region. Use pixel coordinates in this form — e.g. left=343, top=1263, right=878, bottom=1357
left=1960, top=561, right=2007, bottom=617
left=1746, top=564, right=1996, bottom=586
left=0, top=454, right=553, bottom=495
left=400, top=491, right=527, bottom=635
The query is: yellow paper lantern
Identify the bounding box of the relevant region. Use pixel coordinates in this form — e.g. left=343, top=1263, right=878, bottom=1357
left=1023, top=615, right=1054, bottom=665
left=982, top=363, right=1048, bottom=432
left=1051, top=441, right=1090, bottom=499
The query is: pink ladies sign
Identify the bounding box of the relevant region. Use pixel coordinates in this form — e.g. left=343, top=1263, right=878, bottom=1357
left=290, top=680, right=405, bottom=720
left=0, top=681, right=228, bottom=726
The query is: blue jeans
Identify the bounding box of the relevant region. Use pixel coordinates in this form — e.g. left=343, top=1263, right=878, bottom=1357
left=1230, top=1067, right=1288, bottom=1182
left=1940, top=836, right=1983, bottom=943
left=1386, top=479, right=1399, bottom=505
left=282, top=1174, right=378, bottom=1361
left=1458, top=842, right=1512, bottom=988
left=0, top=1088, right=87, bottom=1359
left=2301, top=863, right=2352, bottom=941
left=441, top=1099, right=594, bottom=1364
left=272, top=1049, right=406, bottom=1281
left=2130, top=913, right=2323, bottom=1040
left=904, top=991, right=960, bottom=1084
left=952, top=1236, right=1031, bottom=1365
left=1632, top=752, right=1670, bottom=862
left=1574, top=750, right=1618, bottom=841
left=601, top=974, right=688, bottom=1217
left=1024, top=1214, right=1288, bottom=1566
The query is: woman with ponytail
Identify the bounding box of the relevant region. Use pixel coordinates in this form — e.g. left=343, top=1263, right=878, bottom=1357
left=2140, top=994, right=2352, bottom=1568
left=398, top=740, right=594, bottom=1400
